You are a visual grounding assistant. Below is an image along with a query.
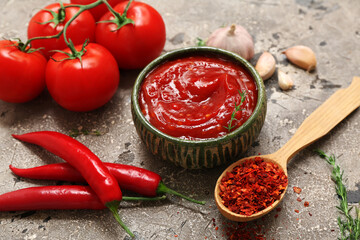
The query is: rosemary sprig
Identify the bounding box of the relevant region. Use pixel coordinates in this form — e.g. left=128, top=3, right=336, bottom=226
left=224, top=90, right=247, bottom=132
left=69, top=128, right=102, bottom=138
left=316, top=150, right=360, bottom=240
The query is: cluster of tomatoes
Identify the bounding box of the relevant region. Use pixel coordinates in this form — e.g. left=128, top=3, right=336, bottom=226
left=0, top=0, right=166, bottom=111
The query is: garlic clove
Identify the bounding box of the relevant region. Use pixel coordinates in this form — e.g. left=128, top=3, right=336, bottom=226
left=255, top=51, right=276, bottom=81
left=278, top=70, right=294, bottom=90
left=282, top=45, right=317, bottom=72
left=206, top=24, right=254, bottom=60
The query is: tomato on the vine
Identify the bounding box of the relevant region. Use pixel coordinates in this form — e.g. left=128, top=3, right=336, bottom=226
left=46, top=43, right=119, bottom=112
left=70, top=0, right=126, bottom=21
left=0, top=40, right=47, bottom=103
left=95, top=1, right=166, bottom=69
left=28, top=3, right=96, bottom=58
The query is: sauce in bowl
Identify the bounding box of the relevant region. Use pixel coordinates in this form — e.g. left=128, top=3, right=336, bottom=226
left=139, top=56, right=258, bottom=140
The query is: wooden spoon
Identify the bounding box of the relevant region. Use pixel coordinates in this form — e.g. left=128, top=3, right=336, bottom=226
left=214, top=76, right=360, bottom=222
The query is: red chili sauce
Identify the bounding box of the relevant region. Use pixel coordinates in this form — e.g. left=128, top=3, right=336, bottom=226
left=139, top=56, right=258, bottom=140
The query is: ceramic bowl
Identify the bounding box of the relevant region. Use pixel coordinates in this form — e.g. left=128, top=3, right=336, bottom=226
left=131, top=46, right=267, bottom=169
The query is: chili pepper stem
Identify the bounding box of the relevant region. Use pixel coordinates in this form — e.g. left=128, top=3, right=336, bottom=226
left=156, top=182, right=205, bottom=205
left=106, top=201, right=134, bottom=238
left=122, top=195, right=166, bottom=201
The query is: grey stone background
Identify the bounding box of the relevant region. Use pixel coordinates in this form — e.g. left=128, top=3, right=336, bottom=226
left=0, top=0, right=359, bottom=239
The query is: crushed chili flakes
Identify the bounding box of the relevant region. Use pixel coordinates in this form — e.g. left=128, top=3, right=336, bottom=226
left=212, top=218, right=216, bottom=227
left=294, top=209, right=299, bottom=213
left=296, top=197, right=302, bottom=202
left=304, top=201, right=309, bottom=207
left=225, top=222, right=266, bottom=240
left=219, top=157, right=288, bottom=216
left=293, top=186, right=302, bottom=194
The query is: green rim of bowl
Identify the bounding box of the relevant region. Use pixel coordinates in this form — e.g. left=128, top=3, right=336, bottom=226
left=131, top=46, right=266, bottom=147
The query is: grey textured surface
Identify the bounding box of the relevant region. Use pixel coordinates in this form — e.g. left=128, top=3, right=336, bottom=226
left=1, top=0, right=360, bottom=239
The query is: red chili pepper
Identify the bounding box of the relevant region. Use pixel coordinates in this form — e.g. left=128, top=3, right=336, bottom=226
left=9, top=163, right=205, bottom=205
left=0, top=185, right=105, bottom=211
left=12, top=131, right=133, bottom=237
left=0, top=185, right=166, bottom=211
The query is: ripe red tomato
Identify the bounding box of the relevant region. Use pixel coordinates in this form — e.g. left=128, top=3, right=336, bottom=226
left=0, top=40, right=47, bottom=103
left=95, top=1, right=166, bottom=69
left=46, top=43, right=119, bottom=112
left=28, top=3, right=96, bottom=58
left=70, top=0, right=126, bottom=21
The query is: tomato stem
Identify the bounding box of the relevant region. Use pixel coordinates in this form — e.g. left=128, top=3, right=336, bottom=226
left=38, top=2, right=67, bottom=28
left=21, top=32, right=62, bottom=53
left=49, top=39, right=89, bottom=65
left=101, top=0, right=122, bottom=19
left=21, top=2, right=72, bottom=52
left=122, top=0, right=134, bottom=16
left=60, top=0, right=110, bottom=58
left=16, top=0, right=105, bottom=56
left=97, top=0, right=135, bottom=31
left=62, top=1, right=102, bottom=49
left=20, top=0, right=128, bottom=55
left=5, top=38, right=40, bottom=54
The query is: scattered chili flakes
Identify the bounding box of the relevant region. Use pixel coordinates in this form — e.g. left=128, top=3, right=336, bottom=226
left=304, top=201, right=309, bottom=207
left=294, top=209, right=299, bottom=213
left=214, top=218, right=267, bottom=239
left=296, top=197, right=302, bottom=202
left=218, top=157, right=288, bottom=216
left=227, top=222, right=266, bottom=240
left=309, top=212, right=313, bottom=217
left=293, top=186, right=302, bottom=194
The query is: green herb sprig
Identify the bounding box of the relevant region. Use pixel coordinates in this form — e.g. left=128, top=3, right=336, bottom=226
left=316, top=150, right=360, bottom=240
left=69, top=128, right=102, bottom=138
left=196, top=37, right=206, bottom=46
left=224, top=90, right=247, bottom=132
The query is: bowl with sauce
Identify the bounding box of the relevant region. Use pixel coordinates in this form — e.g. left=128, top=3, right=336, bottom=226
left=131, top=47, right=266, bottom=168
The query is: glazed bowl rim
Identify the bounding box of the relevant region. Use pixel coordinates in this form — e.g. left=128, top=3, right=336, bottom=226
left=131, top=46, right=266, bottom=146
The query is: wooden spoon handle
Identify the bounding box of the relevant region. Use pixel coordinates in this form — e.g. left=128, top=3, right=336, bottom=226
left=273, top=76, right=360, bottom=166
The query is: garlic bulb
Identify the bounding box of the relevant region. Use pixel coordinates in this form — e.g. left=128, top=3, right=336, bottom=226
left=282, top=45, right=317, bottom=72
left=255, top=51, right=276, bottom=81
left=278, top=70, right=294, bottom=90
left=207, top=24, right=254, bottom=60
